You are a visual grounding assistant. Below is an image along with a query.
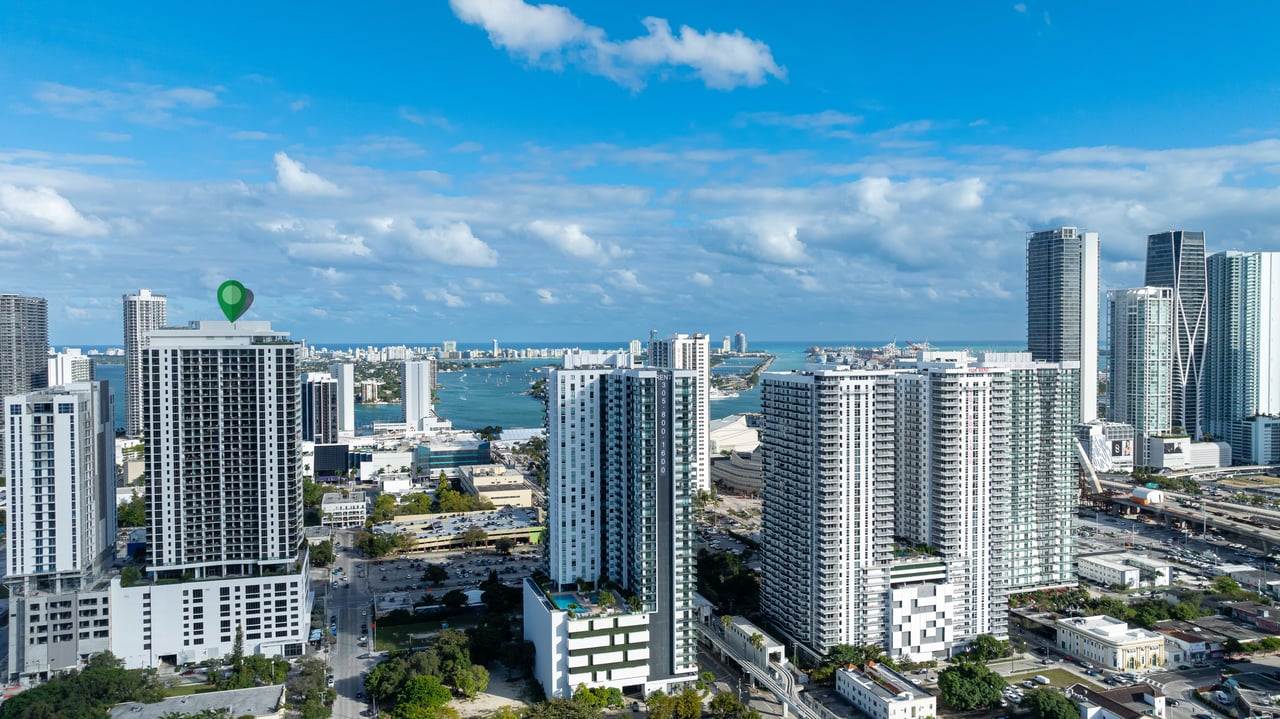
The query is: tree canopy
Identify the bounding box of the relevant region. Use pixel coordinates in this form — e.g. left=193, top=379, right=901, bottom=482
left=0, top=652, right=165, bottom=719
left=937, top=662, right=1005, bottom=711
left=1023, top=687, right=1078, bottom=719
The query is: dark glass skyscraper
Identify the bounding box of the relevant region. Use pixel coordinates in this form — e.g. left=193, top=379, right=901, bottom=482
left=1026, top=227, right=1099, bottom=422
left=1144, top=231, right=1208, bottom=439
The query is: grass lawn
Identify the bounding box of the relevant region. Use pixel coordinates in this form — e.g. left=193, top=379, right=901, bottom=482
left=1220, top=475, right=1280, bottom=487
left=374, top=615, right=484, bottom=651
left=163, top=682, right=221, bottom=698
left=1007, top=668, right=1103, bottom=691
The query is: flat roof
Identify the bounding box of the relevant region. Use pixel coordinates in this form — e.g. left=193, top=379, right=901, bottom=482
left=111, top=684, right=284, bottom=719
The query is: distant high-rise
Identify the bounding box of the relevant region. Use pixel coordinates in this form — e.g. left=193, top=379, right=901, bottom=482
left=4, top=380, right=115, bottom=681
left=47, top=348, right=94, bottom=385
left=1145, top=231, right=1208, bottom=437
left=734, top=332, right=748, bottom=354
left=401, top=359, right=437, bottom=431
left=1108, top=287, right=1174, bottom=437
left=1026, top=227, right=1099, bottom=422
left=0, top=294, right=49, bottom=397
left=329, top=362, right=355, bottom=433
left=302, top=372, right=340, bottom=444
left=648, top=333, right=711, bottom=493
left=528, top=366, right=700, bottom=696
left=1206, top=251, right=1280, bottom=463
left=722, top=336, right=731, bottom=353
left=122, top=289, right=167, bottom=439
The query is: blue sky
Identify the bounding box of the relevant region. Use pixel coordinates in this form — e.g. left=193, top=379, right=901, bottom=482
left=4, top=1, right=1280, bottom=345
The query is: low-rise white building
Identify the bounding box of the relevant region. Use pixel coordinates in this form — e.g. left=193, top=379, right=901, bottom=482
left=720, top=616, right=784, bottom=671
left=835, top=663, right=935, bottom=719
left=1067, top=683, right=1166, bottom=719
left=523, top=579, right=661, bottom=698
left=320, top=491, right=368, bottom=528
left=1056, top=616, right=1166, bottom=672
left=459, top=464, right=534, bottom=508
left=1079, top=554, right=1172, bottom=589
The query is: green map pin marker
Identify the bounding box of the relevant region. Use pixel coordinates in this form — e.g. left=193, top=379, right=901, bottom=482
left=217, top=280, right=254, bottom=322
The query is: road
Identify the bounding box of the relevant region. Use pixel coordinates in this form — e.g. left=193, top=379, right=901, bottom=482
left=318, top=528, right=380, bottom=719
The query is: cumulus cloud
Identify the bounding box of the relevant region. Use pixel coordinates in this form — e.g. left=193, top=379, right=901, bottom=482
left=310, top=266, right=346, bottom=282
left=274, top=152, right=344, bottom=197
left=528, top=219, right=611, bottom=262
left=424, top=288, right=467, bottom=307
left=449, top=0, right=785, bottom=90
left=536, top=288, right=560, bottom=304
left=230, top=130, right=276, bottom=141
left=690, top=272, right=713, bottom=287
left=0, top=184, right=108, bottom=237
left=384, top=283, right=407, bottom=300
left=395, top=220, right=499, bottom=267
left=399, top=107, right=453, bottom=130
left=712, top=216, right=810, bottom=265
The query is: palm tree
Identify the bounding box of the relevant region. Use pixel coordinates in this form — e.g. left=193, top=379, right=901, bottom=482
left=749, top=633, right=765, bottom=650
left=721, top=615, right=733, bottom=632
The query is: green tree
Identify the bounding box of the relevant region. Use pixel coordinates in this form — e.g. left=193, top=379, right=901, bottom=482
left=118, top=494, right=147, bottom=527
left=311, top=539, right=336, bottom=566
left=937, top=663, right=1005, bottom=711
left=494, top=537, right=515, bottom=555
left=476, top=426, right=504, bottom=441
left=709, top=692, right=743, bottom=719
left=1023, top=687, right=1078, bottom=719
left=424, top=564, right=449, bottom=584
left=1213, top=576, right=1242, bottom=595
left=121, top=565, right=143, bottom=587
left=443, top=589, right=469, bottom=610
left=401, top=492, right=435, bottom=515
left=461, top=525, right=488, bottom=548
left=372, top=494, right=398, bottom=523
left=673, top=687, right=704, bottom=719
left=749, top=633, right=765, bottom=650
left=398, top=674, right=452, bottom=710
left=303, top=477, right=326, bottom=508
left=827, top=644, right=885, bottom=668
left=647, top=692, right=675, bottom=719
left=526, top=698, right=602, bottom=719
left=966, top=634, right=1009, bottom=662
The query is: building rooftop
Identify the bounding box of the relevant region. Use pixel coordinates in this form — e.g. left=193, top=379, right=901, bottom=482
left=321, top=490, right=367, bottom=507
left=1068, top=683, right=1162, bottom=719
left=839, top=663, right=932, bottom=702
left=110, top=684, right=285, bottom=719
left=1058, top=615, right=1163, bottom=644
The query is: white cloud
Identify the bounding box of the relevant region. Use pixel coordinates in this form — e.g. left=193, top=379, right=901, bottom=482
left=479, top=292, right=510, bottom=304
left=273, top=152, right=344, bottom=197
left=424, top=288, right=467, bottom=307
left=712, top=216, right=809, bottom=265
left=690, top=272, right=712, bottom=287
left=310, top=266, right=346, bottom=282
left=230, top=130, right=276, bottom=141
left=739, top=110, right=861, bottom=131
left=397, top=221, right=499, bottom=267
left=34, top=81, right=221, bottom=123
left=0, top=184, right=108, bottom=237
left=611, top=268, right=646, bottom=292
left=399, top=107, right=453, bottom=130
left=1013, top=3, right=1027, bottom=12
left=528, top=219, right=610, bottom=262
left=385, top=283, right=407, bottom=300
left=290, top=96, right=311, bottom=111
left=536, top=288, right=560, bottom=304
left=448, top=0, right=784, bottom=90
left=451, top=141, right=485, bottom=153
left=95, top=131, right=132, bottom=142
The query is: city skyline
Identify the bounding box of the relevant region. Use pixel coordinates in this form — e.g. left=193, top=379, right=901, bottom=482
left=4, top=4, right=1280, bottom=343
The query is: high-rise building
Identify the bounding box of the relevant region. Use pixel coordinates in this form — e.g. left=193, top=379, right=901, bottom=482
left=759, top=370, right=896, bottom=657
left=760, top=352, right=1078, bottom=662
left=525, top=367, right=700, bottom=697
left=721, top=336, right=731, bottom=353
left=329, top=362, right=355, bottom=434
left=0, top=294, right=49, bottom=397
left=648, top=333, right=710, bottom=493
left=301, top=372, right=340, bottom=444
left=112, top=320, right=309, bottom=667
left=734, top=332, right=748, bottom=354
left=4, top=380, right=115, bottom=681
left=122, top=289, right=167, bottom=439
left=401, top=359, right=437, bottom=431
left=1206, top=251, right=1280, bottom=463
left=47, top=349, right=94, bottom=385
left=1108, top=287, right=1174, bottom=439
left=1145, top=231, right=1208, bottom=438
left=1026, top=227, right=1099, bottom=422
